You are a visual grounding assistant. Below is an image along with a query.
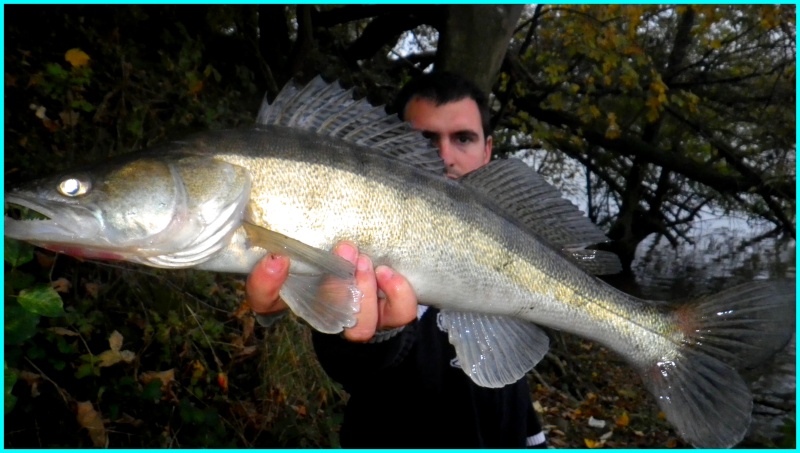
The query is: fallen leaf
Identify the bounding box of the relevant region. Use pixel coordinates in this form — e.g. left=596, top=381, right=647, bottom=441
left=97, top=349, right=123, bottom=367
left=119, top=350, right=135, bottom=363
left=234, top=345, right=258, bottom=359
left=30, top=104, right=47, bottom=119
left=65, top=48, right=90, bottom=68
left=59, top=110, right=80, bottom=128
left=191, top=361, right=205, bottom=380
left=18, top=371, right=42, bottom=397
left=665, top=438, right=678, bottom=448
left=615, top=411, right=630, bottom=427
left=108, top=331, right=123, bottom=353
left=76, top=401, right=107, bottom=448
left=97, top=331, right=135, bottom=367
left=51, top=278, right=71, bottom=293
left=140, top=369, right=175, bottom=393
left=584, top=438, right=605, bottom=448
left=241, top=315, right=255, bottom=344
left=49, top=327, right=79, bottom=336
left=232, top=300, right=252, bottom=319
left=84, top=282, right=100, bottom=299
left=114, top=412, right=144, bottom=427
left=217, top=372, right=229, bottom=393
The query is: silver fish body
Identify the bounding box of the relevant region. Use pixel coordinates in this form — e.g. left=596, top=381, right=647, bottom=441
left=5, top=77, right=794, bottom=448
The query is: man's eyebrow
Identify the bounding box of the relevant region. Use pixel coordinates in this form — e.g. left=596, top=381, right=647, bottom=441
left=454, top=130, right=480, bottom=138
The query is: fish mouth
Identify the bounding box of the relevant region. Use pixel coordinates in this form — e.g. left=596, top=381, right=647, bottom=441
left=4, top=194, right=102, bottom=246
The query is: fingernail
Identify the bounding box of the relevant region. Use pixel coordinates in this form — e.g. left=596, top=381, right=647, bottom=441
left=357, top=255, right=371, bottom=272
left=375, top=265, right=393, bottom=280
left=264, top=254, right=287, bottom=274
left=335, top=243, right=358, bottom=263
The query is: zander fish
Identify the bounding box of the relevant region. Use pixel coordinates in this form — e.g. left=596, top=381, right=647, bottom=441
left=5, top=77, right=794, bottom=448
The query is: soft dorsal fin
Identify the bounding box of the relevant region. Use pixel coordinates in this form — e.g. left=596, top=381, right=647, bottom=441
left=256, top=76, right=444, bottom=174
left=460, top=158, right=621, bottom=274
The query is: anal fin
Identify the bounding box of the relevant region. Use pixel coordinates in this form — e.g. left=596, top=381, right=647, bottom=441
left=439, top=310, right=549, bottom=388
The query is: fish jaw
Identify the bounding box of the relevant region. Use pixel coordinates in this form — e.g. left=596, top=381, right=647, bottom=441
left=4, top=193, right=124, bottom=259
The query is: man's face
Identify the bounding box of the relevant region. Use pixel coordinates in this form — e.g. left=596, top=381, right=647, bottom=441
left=403, top=97, right=492, bottom=179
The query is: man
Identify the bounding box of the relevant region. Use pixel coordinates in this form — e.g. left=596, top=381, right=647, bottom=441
left=247, top=72, right=547, bottom=448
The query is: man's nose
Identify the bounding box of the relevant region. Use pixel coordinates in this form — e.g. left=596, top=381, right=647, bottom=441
left=437, top=139, right=455, bottom=165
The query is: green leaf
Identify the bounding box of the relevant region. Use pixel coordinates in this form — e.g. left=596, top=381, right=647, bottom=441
left=5, top=270, right=36, bottom=294
left=75, top=362, right=95, bottom=379
left=4, top=238, right=34, bottom=267
left=141, top=380, right=163, bottom=400
left=18, top=285, right=65, bottom=317
left=4, top=305, right=40, bottom=345
left=5, top=362, right=18, bottom=415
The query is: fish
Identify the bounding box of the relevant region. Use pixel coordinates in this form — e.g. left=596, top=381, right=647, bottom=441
left=4, top=76, right=794, bottom=448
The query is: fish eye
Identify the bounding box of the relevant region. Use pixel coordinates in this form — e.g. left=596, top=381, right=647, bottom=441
left=57, top=177, right=91, bottom=197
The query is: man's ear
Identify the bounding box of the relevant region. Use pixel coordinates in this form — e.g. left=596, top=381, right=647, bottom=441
left=484, top=136, right=493, bottom=163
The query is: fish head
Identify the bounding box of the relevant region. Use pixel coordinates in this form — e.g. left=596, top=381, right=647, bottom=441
left=5, top=149, right=251, bottom=268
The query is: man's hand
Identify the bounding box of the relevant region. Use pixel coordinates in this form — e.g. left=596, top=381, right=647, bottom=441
left=246, top=241, right=418, bottom=342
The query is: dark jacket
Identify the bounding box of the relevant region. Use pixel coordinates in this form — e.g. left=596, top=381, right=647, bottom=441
left=311, top=306, right=546, bottom=448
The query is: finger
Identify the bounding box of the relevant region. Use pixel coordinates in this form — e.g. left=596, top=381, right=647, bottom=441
left=246, top=253, right=290, bottom=314
left=375, top=265, right=418, bottom=329
left=343, top=253, right=379, bottom=342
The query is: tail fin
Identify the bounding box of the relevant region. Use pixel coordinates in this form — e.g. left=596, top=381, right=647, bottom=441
left=642, top=280, right=795, bottom=448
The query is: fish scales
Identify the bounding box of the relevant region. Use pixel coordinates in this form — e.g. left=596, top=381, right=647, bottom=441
left=191, top=128, right=681, bottom=365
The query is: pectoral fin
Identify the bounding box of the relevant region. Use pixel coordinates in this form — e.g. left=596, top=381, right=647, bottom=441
left=243, top=222, right=361, bottom=333
left=439, top=310, right=549, bottom=388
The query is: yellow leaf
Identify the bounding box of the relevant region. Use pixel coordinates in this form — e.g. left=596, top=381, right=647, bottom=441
left=59, top=110, right=80, bottom=128
left=97, top=350, right=122, bottom=367
left=585, top=438, right=604, bottom=448
left=65, top=48, right=90, bottom=68
left=76, top=401, right=107, bottom=448
left=192, top=360, right=206, bottom=380
left=605, top=112, right=621, bottom=139
left=616, top=411, right=630, bottom=427
left=84, top=282, right=100, bottom=299
left=140, top=369, right=176, bottom=393
left=108, top=330, right=123, bottom=353
left=51, top=277, right=72, bottom=293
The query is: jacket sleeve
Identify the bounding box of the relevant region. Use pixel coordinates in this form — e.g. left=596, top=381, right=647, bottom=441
left=310, top=320, right=418, bottom=389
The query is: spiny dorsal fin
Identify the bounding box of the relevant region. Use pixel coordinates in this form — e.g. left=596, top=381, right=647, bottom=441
left=460, top=158, right=621, bottom=274
left=257, top=76, right=444, bottom=174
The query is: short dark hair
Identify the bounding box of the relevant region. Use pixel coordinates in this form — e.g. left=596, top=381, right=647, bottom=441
left=393, top=71, right=491, bottom=139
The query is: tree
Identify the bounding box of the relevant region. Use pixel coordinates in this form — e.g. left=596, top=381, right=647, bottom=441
left=497, top=5, right=795, bottom=271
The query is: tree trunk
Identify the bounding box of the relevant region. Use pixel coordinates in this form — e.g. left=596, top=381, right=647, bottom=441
left=435, top=5, right=523, bottom=95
